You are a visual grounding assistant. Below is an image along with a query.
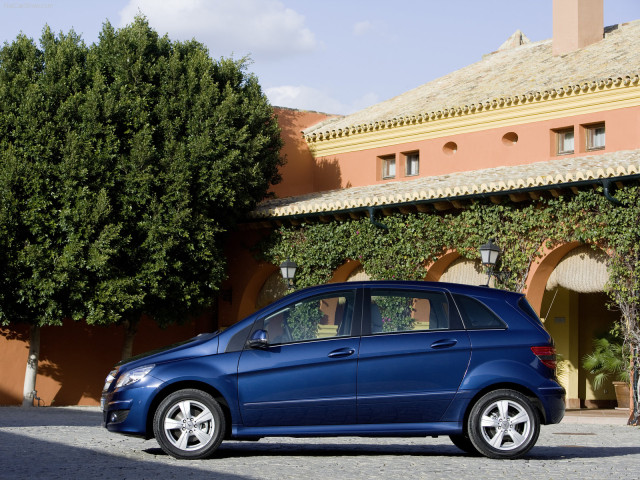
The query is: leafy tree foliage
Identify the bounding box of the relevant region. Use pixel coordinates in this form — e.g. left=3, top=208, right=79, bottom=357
left=0, top=17, right=282, bottom=404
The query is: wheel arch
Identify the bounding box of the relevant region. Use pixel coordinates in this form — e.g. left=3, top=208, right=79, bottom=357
left=145, top=381, right=233, bottom=440
left=460, top=383, right=546, bottom=433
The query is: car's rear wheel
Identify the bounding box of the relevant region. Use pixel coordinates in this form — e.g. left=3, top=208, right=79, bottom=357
left=467, top=389, right=540, bottom=459
left=153, top=389, right=225, bottom=459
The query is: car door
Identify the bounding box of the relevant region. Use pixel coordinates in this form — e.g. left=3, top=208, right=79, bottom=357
left=237, top=288, right=361, bottom=427
left=357, top=286, right=471, bottom=424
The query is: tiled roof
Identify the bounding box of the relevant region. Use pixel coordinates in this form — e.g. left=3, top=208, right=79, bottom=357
left=304, top=20, right=640, bottom=138
left=250, top=150, right=640, bottom=219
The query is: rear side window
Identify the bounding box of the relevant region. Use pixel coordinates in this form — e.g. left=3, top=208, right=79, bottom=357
left=369, top=289, right=450, bottom=333
left=453, top=294, right=507, bottom=330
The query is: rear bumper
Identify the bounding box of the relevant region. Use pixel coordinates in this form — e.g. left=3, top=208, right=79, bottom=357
left=539, top=385, right=566, bottom=424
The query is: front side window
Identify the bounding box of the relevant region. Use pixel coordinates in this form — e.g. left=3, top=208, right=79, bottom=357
left=381, top=155, right=396, bottom=179
left=260, top=291, right=355, bottom=344
left=369, top=289, right=450, bottom=334
left=586, top=124, right=605, bottom=151
left=404, top=152, right=419, bottom=176
left=556, top=128, right=574, bottom=155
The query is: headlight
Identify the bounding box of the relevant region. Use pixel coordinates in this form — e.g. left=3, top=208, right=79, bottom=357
left=103, top=369, right=119, bottom=392
left=115, top=365, right=155, bottom=389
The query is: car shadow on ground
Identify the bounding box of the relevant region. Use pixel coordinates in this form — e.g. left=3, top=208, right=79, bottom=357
left=0, top=430, right=253, bottom=480
left=143, top=441, right=640, bottom=460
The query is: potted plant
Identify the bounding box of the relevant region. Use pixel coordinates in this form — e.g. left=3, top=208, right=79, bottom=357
left=582, top=330, right=631, bottom=409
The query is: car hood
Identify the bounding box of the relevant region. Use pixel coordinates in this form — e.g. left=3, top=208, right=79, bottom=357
left=116, top=332, right=219, bottom=371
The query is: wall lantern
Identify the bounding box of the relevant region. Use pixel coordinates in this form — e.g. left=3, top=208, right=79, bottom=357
left=280, top=258, right=298, bottom=288
left=479, top=238, right=501, bottom=286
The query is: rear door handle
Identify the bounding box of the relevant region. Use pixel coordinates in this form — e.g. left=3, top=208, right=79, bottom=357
left=328, top=348, right=356, bottom=358
left=430, top=339, right=458, bottom=349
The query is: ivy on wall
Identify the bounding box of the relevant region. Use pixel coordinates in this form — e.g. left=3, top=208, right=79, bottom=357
left=260, top=186, right=640, bottom=424
left=261, top=188, right=624, bottom=291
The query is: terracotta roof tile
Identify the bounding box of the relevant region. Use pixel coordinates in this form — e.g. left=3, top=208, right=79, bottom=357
left=251, top=150, right=640, bottom=219
left=304, top=20, right=640, bottom=138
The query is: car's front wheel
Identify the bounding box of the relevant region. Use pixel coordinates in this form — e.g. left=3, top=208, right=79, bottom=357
left=467, top=389, right=540, bottom=459
left=153, top=389, right=225, bottom=459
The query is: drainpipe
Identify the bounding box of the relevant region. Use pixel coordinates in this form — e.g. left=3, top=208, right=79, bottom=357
left=367, top=207, right=388, bottom=230
left=602, top=179, right=625, bottom=207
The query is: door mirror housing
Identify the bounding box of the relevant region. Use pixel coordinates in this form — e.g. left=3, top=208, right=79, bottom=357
left=247, top=329, right=269, bottom=349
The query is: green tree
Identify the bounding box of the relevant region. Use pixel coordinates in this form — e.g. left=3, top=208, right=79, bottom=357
left=77, top=18, right=283, bottom=359
left=0, top=28, right=92, bottom=406
left=0, top=18, right=283, bottom=405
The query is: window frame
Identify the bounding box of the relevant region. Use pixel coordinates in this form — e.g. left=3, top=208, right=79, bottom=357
left=380, top=155, right=396, bottom=179
left=403, top=151, right=419, bottom=177
left=585, top=123, right=605, bottom=151
left=555, top=128, right=575, bottom=155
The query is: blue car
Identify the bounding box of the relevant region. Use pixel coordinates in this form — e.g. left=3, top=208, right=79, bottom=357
left=101, top=281, right=565, bottom=460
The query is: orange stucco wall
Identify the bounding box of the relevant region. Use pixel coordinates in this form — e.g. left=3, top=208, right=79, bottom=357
left=269, top=108, right=339, bottom=198
left=313, top=106, right=640, bottom=189
left=0, top=314, right=212, bottom=406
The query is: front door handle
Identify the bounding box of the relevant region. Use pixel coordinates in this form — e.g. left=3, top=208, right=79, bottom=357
left=430, top=339, right=458, bottom=349
left=328, top=348, right=356, bottom=358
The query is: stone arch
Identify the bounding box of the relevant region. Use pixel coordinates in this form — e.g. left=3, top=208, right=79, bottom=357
left=237, top=262, right=279, bottom=321
left=529, top=242, right=617, bottom=410
left=524, top=241, right=581, bottom=315
left=425, top=250, right=460, bottom=281
left=329, top=259, right=363, bottom=283
left=439, top=257, right=488, bottom=286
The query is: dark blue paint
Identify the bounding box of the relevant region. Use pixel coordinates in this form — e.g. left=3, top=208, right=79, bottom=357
left=101, top=280, right=565, bottom=443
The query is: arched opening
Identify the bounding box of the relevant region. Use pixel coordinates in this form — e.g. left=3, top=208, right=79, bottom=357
left=439, top=257, right=490, bottom=286
left=539, top=245, right=618, bottom=409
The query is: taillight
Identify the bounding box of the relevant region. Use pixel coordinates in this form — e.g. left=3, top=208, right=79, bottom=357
left=531, top=346, right=557, bottom=369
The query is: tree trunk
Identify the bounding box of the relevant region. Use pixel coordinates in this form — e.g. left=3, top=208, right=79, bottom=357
left=630, top=347, right=639, bottom=426
left=121, top=318, right=139, bottom=362
left=22, top=324, right=41, bottom=407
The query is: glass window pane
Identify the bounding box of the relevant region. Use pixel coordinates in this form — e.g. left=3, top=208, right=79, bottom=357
left=558, top=130, right=574, bottom=154
left=405, top=154, right=419, bottom=176
left=263, top=292, right=355, bottom=344
left=370, top=289, right=450, bottom=334
left=453, top=294, right=506, bottom=330
left=589, top=126, right=605, bottom=149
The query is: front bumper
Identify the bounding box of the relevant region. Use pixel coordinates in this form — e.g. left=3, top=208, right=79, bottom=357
left=102, top=377, right=163, bottom=437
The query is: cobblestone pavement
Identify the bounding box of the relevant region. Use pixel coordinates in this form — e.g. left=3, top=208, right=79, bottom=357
left=1, top=406, right=638, bottom=480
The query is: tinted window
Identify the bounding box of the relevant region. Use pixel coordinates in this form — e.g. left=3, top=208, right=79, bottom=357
left=454, top=294, right=507, bottom=330
left=259, top=291, right=356, bottom=345
left=518, top=297, right=543, bottom=325
left=369, top=289, right=450, bottom=334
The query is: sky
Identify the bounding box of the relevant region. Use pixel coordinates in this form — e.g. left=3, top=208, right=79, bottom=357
left=2, top=0, right=640, bottom=115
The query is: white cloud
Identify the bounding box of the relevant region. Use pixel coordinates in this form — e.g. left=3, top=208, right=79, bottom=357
left=119, top=0, right=317, bottom=60
left=266, top=85, right=378, bottom=115
left=353, top=20, right=373, bottom=37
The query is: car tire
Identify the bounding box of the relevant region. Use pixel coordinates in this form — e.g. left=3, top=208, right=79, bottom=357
left=467, top=389, right=540, bottom=459
left=153, top=389, right=225, bottom=459
left=449, top=434, right=479, bottom=455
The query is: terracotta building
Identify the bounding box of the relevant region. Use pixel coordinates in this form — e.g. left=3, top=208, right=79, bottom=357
left=1, top=0, right=638, bottom=409
left=224, top=0, right=640, bottom=410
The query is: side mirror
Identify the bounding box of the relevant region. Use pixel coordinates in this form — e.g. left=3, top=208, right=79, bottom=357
left=246, top=329, right=269, bottom=349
